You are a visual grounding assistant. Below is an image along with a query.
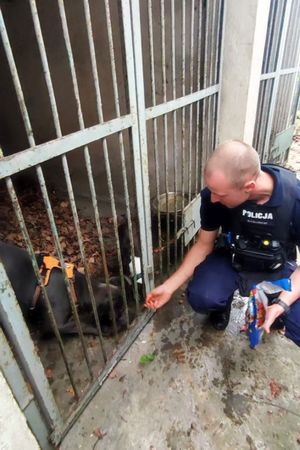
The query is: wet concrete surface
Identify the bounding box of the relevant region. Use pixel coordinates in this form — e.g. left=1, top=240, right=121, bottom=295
left=61, top=133, right=300, bottom=449
left=61, top=290, right=300, bottom=450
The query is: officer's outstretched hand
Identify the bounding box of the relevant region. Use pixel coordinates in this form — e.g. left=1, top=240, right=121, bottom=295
left=262, top=303, right=285, bottom=333
left=144, top=284, right=172, bottom=310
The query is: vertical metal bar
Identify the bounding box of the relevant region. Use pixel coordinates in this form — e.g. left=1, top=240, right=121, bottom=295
left=160, top=0, right=170, bottom=270
left=201, top=96, right=208, bottom=184
left=195, top=0, right=202, bottom=194
left=284, top=0, right=300, bottom=128
left=0, top=239, right=63, bottom=433
left=201, top=0, right=209, bottom=182
left=261, top=79, right=274, bottom=161
left=80, top=0, right=125, bottom=334
left=29, top=0, right=95, bottom=377
left=263, top=0, right=293, bottom=160
left=212, top=0, right=222, bottom=150
left=269, top=0, right=284, bottom=73
left=0, top=11, right=34, bottom=146
left=84, top=150, right=119, bottom=337
left=29, top=0, right=61, bottom=136
left=148, top=0, right=162, bottom=274
left=263, top=0, right=277, bottom=74
left=171, top=0, right=178, bottom=263
left=181, top=0, right=186, bottom=258
left=1, top=8, right=82, bottom=395
left=7, top=175, right=80, bottom=396
left=58, top=0, right=113, bottom=350
left=188, top=0, right=195, bottom=204
left=0, top=329, right=52, bottom=450
left=104, top=0, right=140, bottom=317
left=121, top=0, right=154, bottom=293
left=214, top=0, right=225, bottom=151
left=82, top=0, right=129, bottom=328
left=213, top=0, right=221, bottom=87
left=286, top=43, right=300, bottom=128
left=207, top=0, right=216, bottom=156
left=255, top=82, right=265, bottom=152
left=203, top=0, right=209, bottom=90
left=35, top=168, right=94, bottom=378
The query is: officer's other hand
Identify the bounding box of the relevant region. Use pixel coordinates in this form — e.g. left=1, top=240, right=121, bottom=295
left=144, top=284, right=172, bottom=310
left=262, top=303, right=285, bottom=333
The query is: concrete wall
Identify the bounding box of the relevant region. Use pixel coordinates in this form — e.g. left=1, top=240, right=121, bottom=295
left=218, top=0, right=271, bottom=145
left=0, top=371, right=40, bottom=450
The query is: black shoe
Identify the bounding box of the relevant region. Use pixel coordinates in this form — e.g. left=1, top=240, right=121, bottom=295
left=209, top=305, right=231, bottom=331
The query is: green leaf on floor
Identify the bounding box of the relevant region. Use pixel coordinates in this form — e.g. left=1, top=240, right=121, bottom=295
left=139, top=353, right=156, bottom=365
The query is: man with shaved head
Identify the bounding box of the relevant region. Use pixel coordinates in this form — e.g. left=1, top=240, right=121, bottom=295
left=145, top=140, right=300, bottom=347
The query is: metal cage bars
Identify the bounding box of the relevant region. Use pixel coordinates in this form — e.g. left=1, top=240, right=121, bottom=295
left=145, top=0, right=223, bottom=272
left=0, top=0, right=155, bottom=439
left=0, top=0, right=223, bottom=442
left=254, top=0, right=300, bottom=160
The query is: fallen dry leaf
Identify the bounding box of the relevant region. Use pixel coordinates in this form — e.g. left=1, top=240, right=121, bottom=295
left=45, top=368, right=54, bottom=381
left=66, top=387, right=75, bottom=397
left=173, top=348, right=186, bottom=363
left=93, top=427, right=107, bottom=440
left=108, top=369, right=118, bottom=379
left=269, top=380, right=282, bottom=398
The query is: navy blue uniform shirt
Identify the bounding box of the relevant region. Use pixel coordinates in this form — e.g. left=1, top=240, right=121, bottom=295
left=200, top=165, right=300, bottom=247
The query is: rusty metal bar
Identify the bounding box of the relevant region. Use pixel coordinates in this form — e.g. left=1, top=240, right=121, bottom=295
left=0, top=257, right=63, bottom=432
left=181, top=0, right=186, bottom=259
left=148, top=0, right=163, bottom=274
left=58, top=0, right=112, bottom=351
left=0, top=7, right=85, bottom=394
left=160, top=0, right=170, bottom=271
left=195, top=0, right=202, bottom=194
left=5, top=176, right=79, bottom=399
left=104, top=0, right=140, bottom=315
left=171, top=0, right=178, bottom=263
left=188, top=0, right=195, bottom=204
left=29, top=0, right=95, bottom=377
left=83, top=0, right=130, bottom=328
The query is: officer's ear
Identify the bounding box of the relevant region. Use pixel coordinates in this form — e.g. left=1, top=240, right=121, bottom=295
left=244, top=180, right=256, bottom=193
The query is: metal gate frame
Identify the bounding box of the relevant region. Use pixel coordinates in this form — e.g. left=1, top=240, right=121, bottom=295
left=254, top=0, right=300, bottom=161
left=0, top=0, right=224, bottom=444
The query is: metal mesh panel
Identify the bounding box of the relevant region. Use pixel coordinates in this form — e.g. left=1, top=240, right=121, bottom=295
left=255, top=0, right=300, bottom=162
left=281, top=0, right=300, bottom=69
left=261, top=0, right=286, bottom=74
left=253, top=79, right=274, bottom=157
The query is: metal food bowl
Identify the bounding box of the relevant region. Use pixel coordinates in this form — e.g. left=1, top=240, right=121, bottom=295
left=151, top=192, right=188, bottom=217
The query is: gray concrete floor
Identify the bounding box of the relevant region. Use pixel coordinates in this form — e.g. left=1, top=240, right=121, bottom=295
left=61, top=131, right=300, bottom=450
left=61, top=288, right=300, bottom=450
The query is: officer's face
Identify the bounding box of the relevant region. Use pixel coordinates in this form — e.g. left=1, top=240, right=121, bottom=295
left=205, top=170, right=250, bottom=208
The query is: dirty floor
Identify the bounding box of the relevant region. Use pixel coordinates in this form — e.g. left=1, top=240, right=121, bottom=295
left=61, top=288, right=300, bottom=450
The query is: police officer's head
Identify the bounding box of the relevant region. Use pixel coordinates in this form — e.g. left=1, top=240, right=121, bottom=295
left=204, top=140, right=261, bottom=208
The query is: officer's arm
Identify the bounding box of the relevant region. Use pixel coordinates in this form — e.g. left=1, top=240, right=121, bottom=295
left=279, top=266, right=300, bottom=304
left=159, top=228, right=218, bottom=295
left=263, top=265, right=300, bottom=333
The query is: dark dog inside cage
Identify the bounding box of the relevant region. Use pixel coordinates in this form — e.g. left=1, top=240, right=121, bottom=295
left=0, top=239, right=139, bottom=338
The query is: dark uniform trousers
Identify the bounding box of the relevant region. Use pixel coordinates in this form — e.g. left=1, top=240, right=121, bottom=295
left=186, top=250, right=300, bottom=347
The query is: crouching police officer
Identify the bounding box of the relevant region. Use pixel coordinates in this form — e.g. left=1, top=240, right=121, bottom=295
left=145, top=140, right=300, bottom=347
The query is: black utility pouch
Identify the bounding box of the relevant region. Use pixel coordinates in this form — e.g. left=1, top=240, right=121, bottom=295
left=232, top=235, right=285, bottom=272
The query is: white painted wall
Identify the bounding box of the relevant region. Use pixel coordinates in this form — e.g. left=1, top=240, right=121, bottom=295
left=0, top=371, right=40, bottom=450
left=218, top=0, right=271, bottom=145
